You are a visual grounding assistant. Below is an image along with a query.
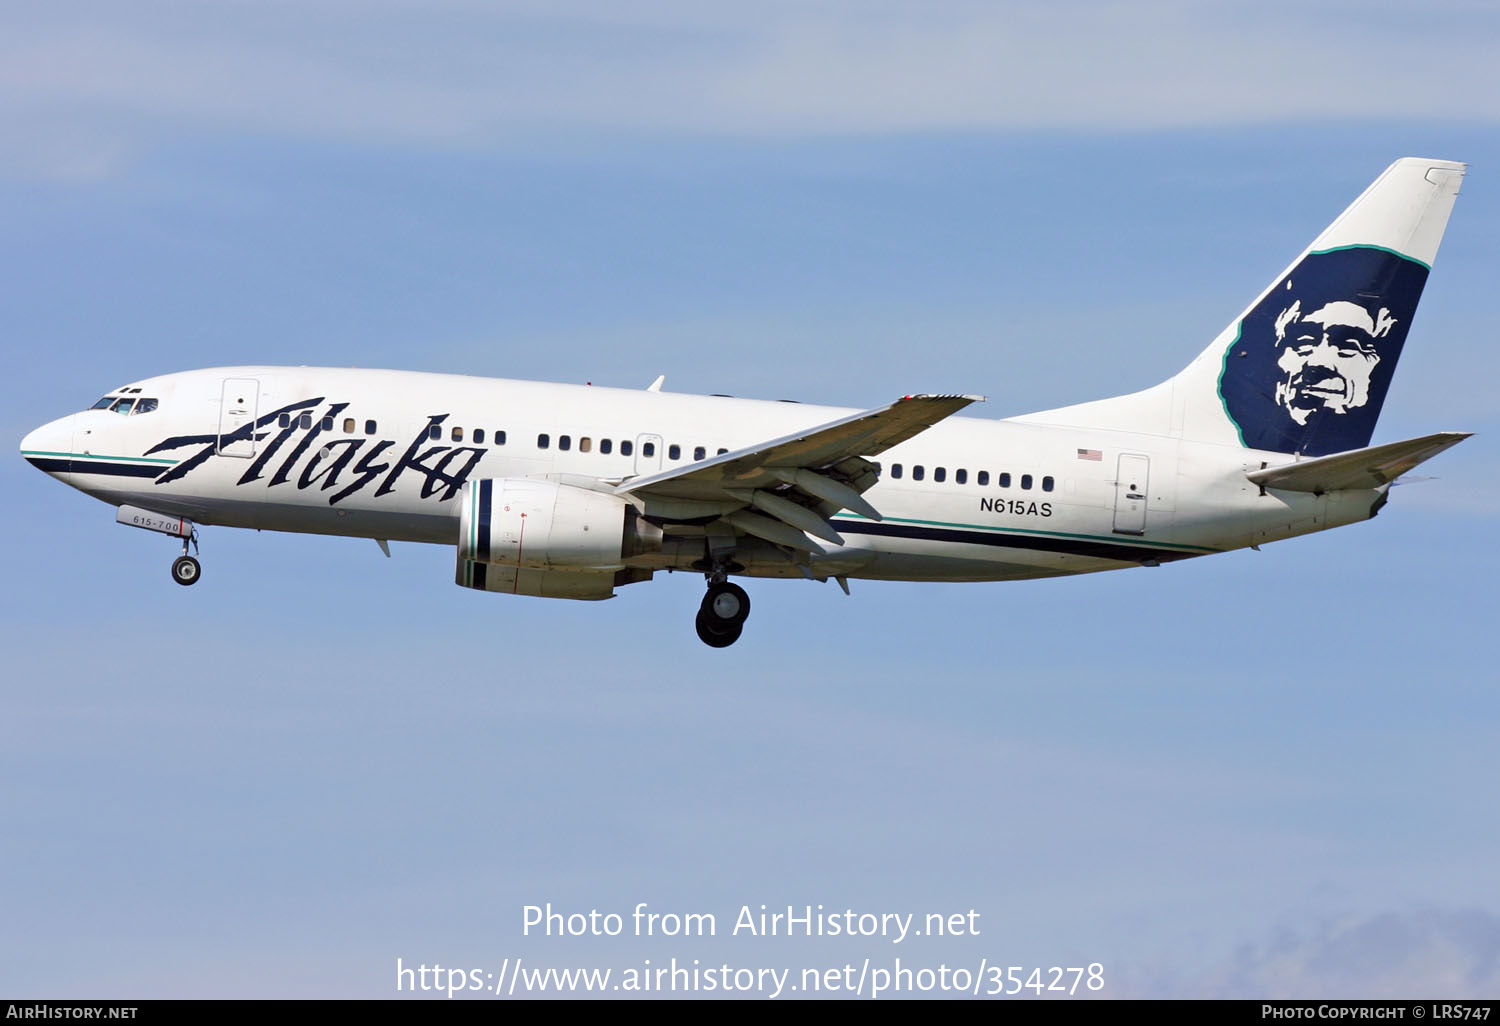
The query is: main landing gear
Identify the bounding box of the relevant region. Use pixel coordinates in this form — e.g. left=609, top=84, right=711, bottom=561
left=695, top=579, right=751, bottom=648
left=170, top=532, right=201, bottom=587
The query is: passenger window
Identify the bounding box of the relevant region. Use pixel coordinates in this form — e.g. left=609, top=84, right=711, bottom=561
left=668, top=444, right=681, bottom=460
left=343, top=417, right=355, bottom=434
left=559, top=435, right=571, bottom=451
left=600, top=438, right=612, bottom=455
left=474, top=429, right=485, bottom=444
left=494, top=430, right=506, bottom=446
left=717, top=448, right=728, bottom=455
left=913, top=465, right=925, bottom=481
left=891, top=463, right=903, bottom=479
left=451, top=426, right=464, bottom=442
left=109, top=398, right=135, bottom=415
left=365, top=420, right=377, bottom=435
left=580, top=437, right=592, bottom=453
left=621, top=440, right=634, bottom=457
left=322, top=417, right=334, bottom=431
left=956, top=468, right=967, bottom=484
left=537, top=433, right=550, bottom=449
left=934, top=467, right=946, bottom=483
left=1042, top=476, right=1054, bottom=492
left=279, top=413, right=291, bottom=429
left=427, top=424, right=440, bottom=440
left=1021, top=474, right=1033, bottom=490
left=977, top=471, right=989, bottom=486
left=999, top=473, right=1011, bottom=488
left=694, top=446, right=705, bottom=461
left=642, top=441, right=655, bottom=457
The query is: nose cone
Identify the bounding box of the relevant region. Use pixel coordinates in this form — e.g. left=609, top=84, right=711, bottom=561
left=21, top=414, right=76, bottom=477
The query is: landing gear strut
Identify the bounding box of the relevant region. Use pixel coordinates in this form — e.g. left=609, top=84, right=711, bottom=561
left=170, top=531, right=201, bottom=587
left=115, top=505, right=203, bottom=587
left=695, top=579, right=750, bottom=648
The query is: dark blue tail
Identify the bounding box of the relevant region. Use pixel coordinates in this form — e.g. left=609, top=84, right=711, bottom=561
left=1216, top=245, right=1430, bottom=457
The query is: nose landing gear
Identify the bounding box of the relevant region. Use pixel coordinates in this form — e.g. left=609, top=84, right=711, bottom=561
left=170, top=531, right=201, bottom=587
left=116, top=505, right=203, bottom=588
left=695, top=579, right=750, bottom=648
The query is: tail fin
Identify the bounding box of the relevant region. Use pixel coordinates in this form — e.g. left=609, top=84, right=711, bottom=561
left=1017, top=158, right=1465, bottom=456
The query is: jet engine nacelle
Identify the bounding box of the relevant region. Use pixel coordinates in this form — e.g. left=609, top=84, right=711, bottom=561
left=456, top=478, right=661, bottom=571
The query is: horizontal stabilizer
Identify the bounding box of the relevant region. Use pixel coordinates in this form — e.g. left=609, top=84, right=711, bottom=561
left=1246, top=431, right=1471, bottom=493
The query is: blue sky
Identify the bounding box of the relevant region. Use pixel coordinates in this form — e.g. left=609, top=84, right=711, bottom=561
left=3, top=1, right=1498, bottom=999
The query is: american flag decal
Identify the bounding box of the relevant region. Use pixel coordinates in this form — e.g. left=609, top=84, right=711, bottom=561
left=1077, top=448, right=1102, bottom=461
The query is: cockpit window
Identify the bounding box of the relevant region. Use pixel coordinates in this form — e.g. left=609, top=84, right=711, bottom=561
left=132, top=398, right=159, bottom=414
left=91, top=397, right=115, bottom=410
left=109, top=398, right=135, bottom=415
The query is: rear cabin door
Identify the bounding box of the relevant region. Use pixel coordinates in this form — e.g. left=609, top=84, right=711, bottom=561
left=1112, top=453, right=1150, bottom=535
left=217, top=378, right=260, bottom=458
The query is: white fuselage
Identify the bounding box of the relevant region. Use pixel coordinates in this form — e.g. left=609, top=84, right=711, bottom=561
left=21, top=366, right=1380, bottom=586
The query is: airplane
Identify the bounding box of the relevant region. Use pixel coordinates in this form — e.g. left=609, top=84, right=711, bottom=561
left=20, top=157, right=1471, bottom=648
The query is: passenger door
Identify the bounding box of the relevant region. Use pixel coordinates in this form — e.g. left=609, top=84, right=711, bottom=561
left=217, top=378, right=260, bottom=457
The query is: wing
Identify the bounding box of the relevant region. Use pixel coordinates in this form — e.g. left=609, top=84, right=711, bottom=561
left=616, top=393, right=982, bottom=552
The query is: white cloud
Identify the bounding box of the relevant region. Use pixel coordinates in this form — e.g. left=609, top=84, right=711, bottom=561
left=1135, top=908, right=1500, bottom=997
left=1, top=0, right=1497, bottom=176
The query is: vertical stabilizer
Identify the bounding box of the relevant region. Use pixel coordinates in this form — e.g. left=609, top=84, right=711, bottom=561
left=1015, top=158, right=1465, bottom=456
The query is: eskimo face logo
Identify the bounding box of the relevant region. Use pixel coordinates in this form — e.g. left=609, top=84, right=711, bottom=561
left=1272, top=297, right=1394, bottom=424
left=1217, top=246, right=1429, bottom=457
